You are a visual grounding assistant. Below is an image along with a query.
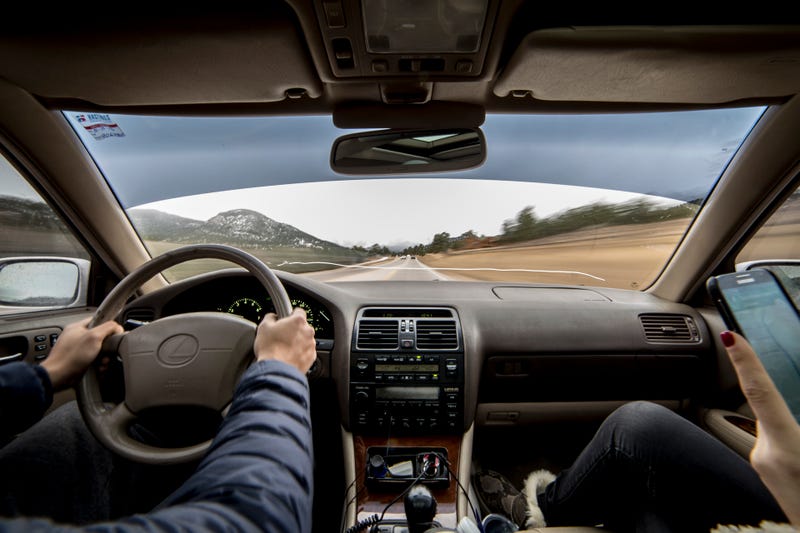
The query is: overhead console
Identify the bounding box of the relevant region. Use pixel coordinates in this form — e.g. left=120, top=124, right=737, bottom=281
left=308, top=0, right=500, bottom=80
left=350, top=307, right=464, bottom=435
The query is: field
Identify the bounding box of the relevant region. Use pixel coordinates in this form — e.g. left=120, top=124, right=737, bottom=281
left=144, top=241, right=364, bottom=282
left=421, top=216, right=800, bottom=289
left=0, top=227, right=90, bottom=259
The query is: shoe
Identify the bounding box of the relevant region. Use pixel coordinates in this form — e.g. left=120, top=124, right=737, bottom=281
left=472, top=470, right=529, bottom=528
left=522, top=469, right=556, bottom=528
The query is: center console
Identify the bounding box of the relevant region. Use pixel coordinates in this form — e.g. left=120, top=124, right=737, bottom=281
left=345, top=307, right=468, bottom=531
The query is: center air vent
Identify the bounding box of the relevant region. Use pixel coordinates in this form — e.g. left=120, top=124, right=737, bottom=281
left=354, top=307, right=462, bottom=352
left=417, top=320, right=459, bottom=350
left=640, top=314, right=701, bottom=343
left=356, top=320, right=399, bottom=350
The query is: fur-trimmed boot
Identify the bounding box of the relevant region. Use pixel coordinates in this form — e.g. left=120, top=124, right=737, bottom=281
left=522, top=469, right=556, bottom=528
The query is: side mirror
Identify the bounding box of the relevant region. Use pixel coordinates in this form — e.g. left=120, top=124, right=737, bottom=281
left=331, top=128, right=485, bottom=175
left=736, top=259, right=800, bottom=308
left=0, top=257, right=89, bottom=314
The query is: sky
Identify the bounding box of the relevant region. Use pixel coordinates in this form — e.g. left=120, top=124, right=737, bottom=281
left=137, top=179, right=653, bottom=247
left=61, top=108, right=766, bottom=247
left=0, top=157, right=41, bottom=200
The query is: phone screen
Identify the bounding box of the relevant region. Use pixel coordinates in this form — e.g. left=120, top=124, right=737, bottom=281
left=714, top=270, right=800, bottom=422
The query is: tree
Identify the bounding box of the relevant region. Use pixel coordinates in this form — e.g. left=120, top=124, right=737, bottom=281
left=452, top=230, right=478, bottom=250
left=368, top=243, right=390, bottom=256
left=515, top=206, right=538, bottom=240
left=428, top=232, right=452, bottom=253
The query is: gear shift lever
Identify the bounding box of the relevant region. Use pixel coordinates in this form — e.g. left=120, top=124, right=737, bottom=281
left=404, top=485, right=437, bottom=533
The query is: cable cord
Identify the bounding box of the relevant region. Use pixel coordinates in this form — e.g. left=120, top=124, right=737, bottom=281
left=437, top=452, right=484, bottom=533
left=379, top=469, right=427, bottom=522
left=344, top=513, right=380, bottom=533
left=346, top=470, right=427, bottom=533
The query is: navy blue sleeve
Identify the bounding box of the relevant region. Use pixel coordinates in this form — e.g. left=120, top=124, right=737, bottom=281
left=0, top=359, right=314, bottom=533
left=143, top=359, right=315, bottom=532
left=0, top=362, right=53, bottom=443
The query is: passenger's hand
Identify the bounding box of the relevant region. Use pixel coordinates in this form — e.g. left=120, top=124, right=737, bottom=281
left=721, top=330, right=800, bottom=525
left=41, top=317, right=124, bottom=391
left=254, top=308, right=316, bottom=374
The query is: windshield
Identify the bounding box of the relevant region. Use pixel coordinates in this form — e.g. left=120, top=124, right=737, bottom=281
left=64, top=108, right=765, bottom=289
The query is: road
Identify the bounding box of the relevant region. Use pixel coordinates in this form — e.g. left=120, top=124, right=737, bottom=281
left=303, top=257, right=450, bottom=282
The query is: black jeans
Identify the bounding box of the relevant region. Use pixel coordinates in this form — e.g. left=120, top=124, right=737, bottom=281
left=538, top=401, right=787, bottom=533
left=0, top=402, right=196, bottom=525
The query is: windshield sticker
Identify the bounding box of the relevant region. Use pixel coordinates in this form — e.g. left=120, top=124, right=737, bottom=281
left=74, top=113, right=125, bottom=141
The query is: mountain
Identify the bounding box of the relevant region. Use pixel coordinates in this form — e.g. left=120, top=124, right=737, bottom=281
left=0, top=195, right=62, bottom=230
left=128, top=209, right=202, bottom=241
left=129, top=208, right=346, bottom=251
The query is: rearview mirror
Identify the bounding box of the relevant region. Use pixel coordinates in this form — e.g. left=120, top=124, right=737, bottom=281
left=331, top=128, right=485, bottom=175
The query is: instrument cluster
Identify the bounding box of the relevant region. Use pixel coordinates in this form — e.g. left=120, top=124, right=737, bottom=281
left=160, top=275, right=334, bottom=339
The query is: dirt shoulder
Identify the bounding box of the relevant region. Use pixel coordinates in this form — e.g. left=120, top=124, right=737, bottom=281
left=418, top=219, right=692, bottom=289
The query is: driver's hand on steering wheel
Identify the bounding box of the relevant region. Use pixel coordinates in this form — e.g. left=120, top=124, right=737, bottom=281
left=42, top=317, right=124, bottom=391
left=254, top=308, right=316, bottom=374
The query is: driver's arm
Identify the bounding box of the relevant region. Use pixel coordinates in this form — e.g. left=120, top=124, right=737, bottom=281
left=129, top=308, right=316, bottom=532
left=1, top=310, right=316, bottom=532
left=0, top=318, right=121, bottom=443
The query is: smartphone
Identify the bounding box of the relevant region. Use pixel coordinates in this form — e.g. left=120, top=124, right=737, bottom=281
left=707, top=268, right=800, bottom=422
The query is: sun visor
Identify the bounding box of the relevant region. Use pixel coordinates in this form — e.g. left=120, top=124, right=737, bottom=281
left=494, top=26, right=800, bottom=104
left=0, top=8, right=322, bottom=106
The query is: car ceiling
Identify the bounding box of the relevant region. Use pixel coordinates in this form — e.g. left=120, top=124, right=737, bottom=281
left=0, top=3, right=799, bottom=112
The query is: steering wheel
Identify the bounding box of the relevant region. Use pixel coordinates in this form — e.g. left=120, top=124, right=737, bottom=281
left=77, top=244, right=292, bottom=464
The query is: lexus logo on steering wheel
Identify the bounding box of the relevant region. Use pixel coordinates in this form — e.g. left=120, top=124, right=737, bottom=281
left=157, top=334, right=199, bottom=366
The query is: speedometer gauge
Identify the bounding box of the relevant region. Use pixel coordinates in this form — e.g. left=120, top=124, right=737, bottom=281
left=227, top=297, right=263, bottom=323
left=291, top=298, right=315, bottom=330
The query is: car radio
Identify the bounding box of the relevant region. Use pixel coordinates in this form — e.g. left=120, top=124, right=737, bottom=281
left=350, top=307, right=464, bottom=434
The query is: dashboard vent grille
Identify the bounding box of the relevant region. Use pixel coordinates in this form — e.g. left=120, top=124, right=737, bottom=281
left=640, top=314, right=700, bottom=343
left=357, top=320, right=399, bottom=350
left=123, top=308, right=155, bottom=324
left=416, top=320, right=459, bottom=350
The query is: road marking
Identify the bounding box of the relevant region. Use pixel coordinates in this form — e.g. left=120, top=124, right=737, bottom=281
left=415, top=266, right=605, bottom=281
left=414, top=260, right=448, bottom=281
left=281, top=260, right=605, bottom=281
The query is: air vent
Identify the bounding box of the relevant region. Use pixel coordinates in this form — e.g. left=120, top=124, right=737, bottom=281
left=416, top=320, right=459, bottom=350
left=123, top=308, right=155, bottom=323
left=357, top=320, right=399, bottom=350
left=640, top=314, right=700, bottom=343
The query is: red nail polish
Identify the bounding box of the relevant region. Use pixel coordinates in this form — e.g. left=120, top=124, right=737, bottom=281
left=720, top=331, right=735, bottom=347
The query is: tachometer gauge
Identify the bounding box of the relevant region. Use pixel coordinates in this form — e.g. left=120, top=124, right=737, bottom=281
left=291, top=298, right=316, bottom=330
left=227, top=297, right=263, bottom=323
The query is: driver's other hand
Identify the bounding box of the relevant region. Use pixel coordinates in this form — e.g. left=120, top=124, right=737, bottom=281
left=721, top=330, right=800, bottom=525
left=255, top=308, right=316, bottom=374
left=41, top=317, right=124, bottom=392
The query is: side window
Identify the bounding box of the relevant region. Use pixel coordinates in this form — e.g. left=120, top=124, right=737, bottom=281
left=0, top=154, right=91, bottom=316
left=737, top=185, right=800, bottom=266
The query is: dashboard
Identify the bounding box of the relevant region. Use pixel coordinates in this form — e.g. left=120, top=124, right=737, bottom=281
left=120, top=269, right=722, bottom=435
